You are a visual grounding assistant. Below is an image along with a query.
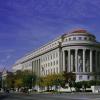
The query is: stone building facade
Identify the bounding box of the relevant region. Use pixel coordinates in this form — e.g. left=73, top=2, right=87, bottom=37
left=12, top=29, right=100, bottom=82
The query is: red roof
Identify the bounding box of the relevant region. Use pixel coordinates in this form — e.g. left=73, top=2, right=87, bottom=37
left=71, top=29, right=88, bottom=33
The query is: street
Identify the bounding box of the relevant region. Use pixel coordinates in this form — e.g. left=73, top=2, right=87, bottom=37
left=1, top=93, right=100, bottom=100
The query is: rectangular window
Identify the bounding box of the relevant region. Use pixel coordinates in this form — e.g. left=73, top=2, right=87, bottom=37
left=51, top=55, right=52, bottom=59
left=73, top=37, right=76, bottom=40
left=51, top=62, right=52, bottom=66
left=56, top=67, right=58, bottom=73
left=69, top=38, right=71, bottom=41
left=79, top=75, right=82, bottom=80
left=84, top=37, right=87, bottom=40
left=56, top=52, right=58, bottom=57
left=79, top=37, right=82, bottom=40
left=54, top=61, right=55, bottom=65
left=56, top=60, right=58, bottom=65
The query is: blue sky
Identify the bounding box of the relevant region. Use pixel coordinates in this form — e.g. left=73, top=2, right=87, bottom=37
left=0, top=0, right=100, bottom=71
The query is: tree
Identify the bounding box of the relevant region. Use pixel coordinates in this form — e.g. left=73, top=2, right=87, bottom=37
left=5, top=73, right=15, bottom=88
left=14, top=78, right=23, bottom=88
left=22, top=70, right=37, bottom=88
left=74, top=81, right=82, bottom=91
left=13, top=70, right=37, bottom=89
left=37, top=73, right=65, bottom=91
left=62, top=71, right=76, bottom=89
left=74, top=81, right=92, bottom=92
left=51, top=73, right=65, bottom=89
left=14, top=70, right=23, bottom=88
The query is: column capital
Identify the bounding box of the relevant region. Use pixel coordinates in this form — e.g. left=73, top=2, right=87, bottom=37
left=75, top=49, right=78, bottom=51
left=90, top=49, right=93, bottom=51
left=68, top=49, right=71, bottom=51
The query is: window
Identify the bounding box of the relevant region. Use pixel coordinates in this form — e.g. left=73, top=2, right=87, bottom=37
left=56, top=52, right=58, bottom=57
left=51, top=55, right=52, bottom=59
left=56, top=67, right=58, bottom=73
left=56, top=60, right=58, bottom=65
left=87, top=75, right=90, bottom=80
left=89, top=37, right=92, bottom=41
left=54, top=61, right=55, bottom=65
left=79, top=37, right=82, bottom=40
left=54, top=68, right=55, bottom=73
left=46, top=70, right=47, bottom=75
left=84, top=37, right=87, bottom=40
left=79, top=75, right=82, bottom=80
left=46, top=57, right=47, bottom=61
left=73, top=37, right=76, bottom=40
left=69, top=38, right=71, bottom=41
left=48, top=55, right=49, bottom=60
left=53, top=53, right=55, bottom=58
left=46, top=63, right=47, bottom=67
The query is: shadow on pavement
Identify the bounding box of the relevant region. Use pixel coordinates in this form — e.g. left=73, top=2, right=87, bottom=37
left=0, top=94, right=9, bottom=100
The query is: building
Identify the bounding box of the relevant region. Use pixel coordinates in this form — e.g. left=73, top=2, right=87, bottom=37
left=12, top=29, right=100, bottom=82
left=1, top=68, right=13, bottom=88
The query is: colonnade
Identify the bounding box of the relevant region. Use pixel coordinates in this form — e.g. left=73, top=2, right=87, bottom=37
left=32, top=59, right=40, bottom=76
left=63, top=49, right=100, bottom=73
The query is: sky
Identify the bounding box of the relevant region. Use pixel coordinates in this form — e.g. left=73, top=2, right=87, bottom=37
left=0, top=0, right=100, bottom=71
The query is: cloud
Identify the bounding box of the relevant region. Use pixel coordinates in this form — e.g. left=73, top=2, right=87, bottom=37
left=0, top=49, right=15, bottom=53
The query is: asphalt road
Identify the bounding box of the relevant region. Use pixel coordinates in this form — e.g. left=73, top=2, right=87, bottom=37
left=0, top=92, right=100, bottom=100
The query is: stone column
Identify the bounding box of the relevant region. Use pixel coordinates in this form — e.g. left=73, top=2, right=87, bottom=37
left=75, top=49, right=78, bottom=72
left=83, top=49, right=86, bottom=72
left=37, top=60, right=38, bottom=76
left=33, top=61, right=35, bottom=72
left=90, top=50, right=93, bottom=72
left=71, top=53, right=73, bottom=72
left=37, top=60, right=38, bottom=75
left=99, top=51, right=100, bottom=72
left=68, top=49, right=71, bottom=72
left=63, top=50, right=65, bottom=71
left=35, top=60, right=36, bottom=73
left=38, top=59, right=40, bottom=76
left=58, top=43, right=62, bottom=73
left=95, top=51, right=97, bottom=72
